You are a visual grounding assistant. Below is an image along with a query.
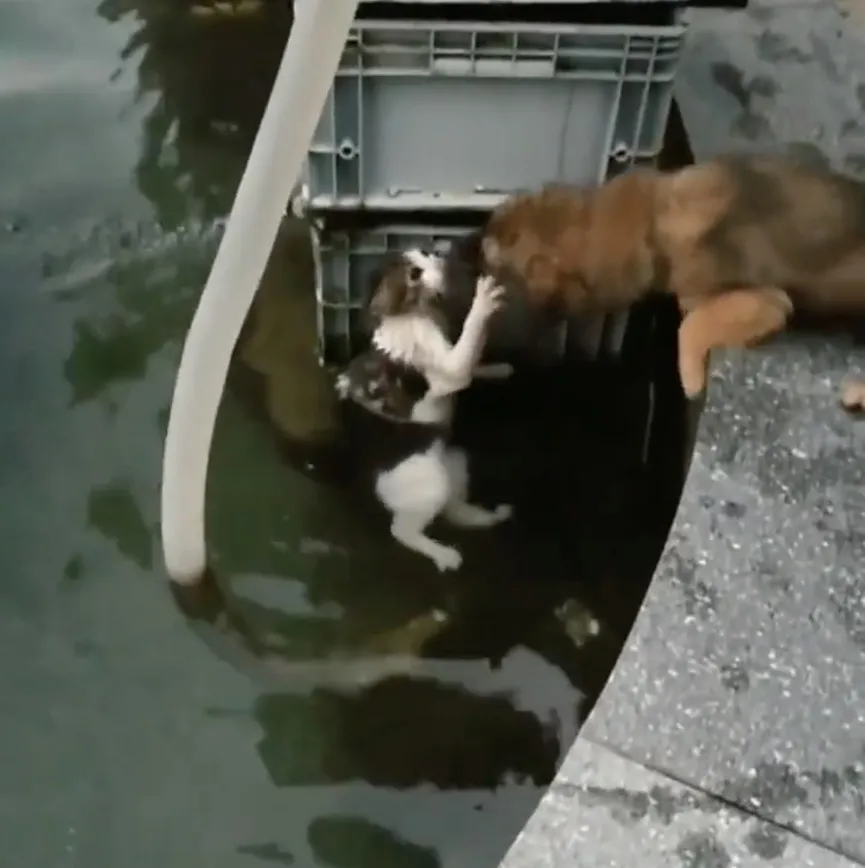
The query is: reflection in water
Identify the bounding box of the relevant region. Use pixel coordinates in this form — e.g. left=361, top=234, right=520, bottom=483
left=232, top=218, right=340, bottom=452
left=58, top=219, right=220, bottom=404
left=308, top=816, right=440, bottom=868
left=236, top=841, right=297, bottom=867
left=251, top=678, right=559, bottom=789
left=87, top=480, right=154, bottom=570
left=52, top=3, right=690, bottom=867
left=199, top=306, right=683, bottom=860
left=97, top=0, right=290, bottom=229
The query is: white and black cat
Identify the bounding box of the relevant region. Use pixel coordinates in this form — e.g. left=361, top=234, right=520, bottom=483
left=336, top=248, right=513, bottom=572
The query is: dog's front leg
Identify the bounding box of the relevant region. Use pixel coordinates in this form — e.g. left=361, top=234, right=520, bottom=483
left=677, top=286, right=792, bottom=398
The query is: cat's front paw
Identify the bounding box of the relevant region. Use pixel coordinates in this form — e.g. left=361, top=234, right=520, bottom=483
left=476, top=362, right=514, bottom=380
left=472, top=275, right=507, bottom=319
left=492, top=503, right=513, bottom=523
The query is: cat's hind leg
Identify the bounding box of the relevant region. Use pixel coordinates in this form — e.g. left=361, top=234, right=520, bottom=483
left=441, top=447, right=512, bottom=529
left=376, top=444, right=462, bottom=572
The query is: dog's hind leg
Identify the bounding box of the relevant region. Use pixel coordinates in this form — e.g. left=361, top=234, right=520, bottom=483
left=441, top=447, right=513, bottom=529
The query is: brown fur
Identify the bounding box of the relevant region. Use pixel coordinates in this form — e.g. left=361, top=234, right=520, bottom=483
left=482, top=154, right=865, bottom=399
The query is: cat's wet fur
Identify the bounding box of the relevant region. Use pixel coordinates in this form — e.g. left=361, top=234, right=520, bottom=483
left=167, top=248, right=513, bottom=680
left=336, top=248, right=513, bottom=573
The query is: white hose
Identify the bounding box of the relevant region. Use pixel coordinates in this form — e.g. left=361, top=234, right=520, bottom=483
left=160, top=0, right=361, bottom=584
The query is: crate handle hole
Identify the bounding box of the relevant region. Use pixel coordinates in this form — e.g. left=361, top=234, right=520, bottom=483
left=337, top=139, right=359, bottom=161
left=610, top=142, right=633, bottom=164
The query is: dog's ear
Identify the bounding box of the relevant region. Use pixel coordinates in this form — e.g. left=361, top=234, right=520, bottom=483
left=450, top=228, right=483, bottom=266
left=481, top=235, right=503, bottom=269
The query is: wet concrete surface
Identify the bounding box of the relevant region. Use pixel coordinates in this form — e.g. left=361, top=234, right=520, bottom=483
left=0, top=2, right=686, bottom=867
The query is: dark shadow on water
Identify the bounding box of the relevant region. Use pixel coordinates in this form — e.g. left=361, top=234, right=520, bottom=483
left=249, top=678, right=559, bottom=789
left=87, top=480, right=154, bottom=570
left=308, top=816, right=440, bottom=868
left=56, top=2, right=283, bottom=406
left=202, top=287, right=688, bottom=867
left=236, top=841, right=298, bottom=867
left=204, top=115, right=692, bottom=868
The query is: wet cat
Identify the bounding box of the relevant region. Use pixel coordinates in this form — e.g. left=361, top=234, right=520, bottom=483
left=336, top=248, right=513, bottom=572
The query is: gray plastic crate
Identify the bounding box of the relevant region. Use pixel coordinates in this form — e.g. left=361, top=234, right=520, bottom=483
left=355, top=1, right=744, bottom=5
left=358, top=2, right=681, bottom=3
left=302, top=16, right=687, bottom=211
left=312, top=220, right=631, bottom=365
left=355, top=1, right=684, bottom=5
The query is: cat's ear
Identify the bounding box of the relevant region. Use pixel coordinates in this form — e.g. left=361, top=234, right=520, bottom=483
left=367, top=266, right=408, bottom=322
left=365, top=258, right=388, bottom=306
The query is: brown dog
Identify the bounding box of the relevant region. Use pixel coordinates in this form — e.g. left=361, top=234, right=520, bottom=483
left=481, top=154, right=865, bottom=399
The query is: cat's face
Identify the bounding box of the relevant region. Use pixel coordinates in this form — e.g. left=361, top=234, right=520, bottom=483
left=366, top=248, right=445, bottom=322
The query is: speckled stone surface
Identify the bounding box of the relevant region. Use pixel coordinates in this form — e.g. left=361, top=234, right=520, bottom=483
left=504, top=740, right=854, bottom=867
left=500, top=1, right=865, bottom=866
left=583, top=337, right=865, bottom=865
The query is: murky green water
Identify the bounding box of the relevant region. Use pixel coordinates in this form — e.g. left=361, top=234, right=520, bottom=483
left=0, top=2, right=686, bottom=867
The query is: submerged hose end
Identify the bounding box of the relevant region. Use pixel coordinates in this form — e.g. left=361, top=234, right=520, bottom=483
left=162, top=517, right=207, bottom=587
left=167, top=565, right=228, bottom=624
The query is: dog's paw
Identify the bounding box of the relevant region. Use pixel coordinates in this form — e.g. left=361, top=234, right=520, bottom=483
left=678, top=356, right=707, bottom=400
left=841, top=379, right=865, bottom=416
left=492, top=503, right=513, bottom=523
left=433, top=546, right=463, bottom=573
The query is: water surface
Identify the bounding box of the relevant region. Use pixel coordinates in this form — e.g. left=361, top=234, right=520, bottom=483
left=0, top=3, right=685, bottom=866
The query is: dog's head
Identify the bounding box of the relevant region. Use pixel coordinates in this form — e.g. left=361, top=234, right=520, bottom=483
left=365, top=248, right=445, bottom=325
left=481, top=186, right=593, bottom=311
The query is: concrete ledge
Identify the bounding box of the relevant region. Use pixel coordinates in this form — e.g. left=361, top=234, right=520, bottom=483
left=499, top=1, right=865, bottom=865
